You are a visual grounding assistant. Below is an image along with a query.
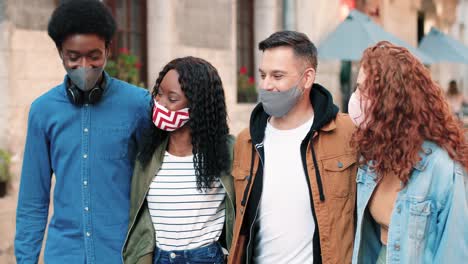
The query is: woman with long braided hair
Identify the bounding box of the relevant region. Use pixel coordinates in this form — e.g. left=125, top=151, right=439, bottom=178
left=350, top=41, right=468, bottom=263
left=123, top=57, right=234, bottom=264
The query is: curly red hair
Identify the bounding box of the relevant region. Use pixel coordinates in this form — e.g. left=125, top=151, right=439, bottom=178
left=352, top=41, right=468, bottom=183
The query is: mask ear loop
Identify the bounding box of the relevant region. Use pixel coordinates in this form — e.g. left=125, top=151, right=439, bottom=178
left=297, top=67, right=315, bottom=94
left=103, top=48, right=110, bottom=66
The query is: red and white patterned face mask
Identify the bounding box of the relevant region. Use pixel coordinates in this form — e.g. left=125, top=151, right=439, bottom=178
left=152, top=99, right=190, bottom=131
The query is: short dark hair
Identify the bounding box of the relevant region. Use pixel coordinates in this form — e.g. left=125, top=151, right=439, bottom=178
left=259, top=30, right=318, bottom=70
left=47, top=0, right=116, bottom=49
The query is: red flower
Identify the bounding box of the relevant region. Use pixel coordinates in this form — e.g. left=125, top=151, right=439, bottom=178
left=119, top=47, right=129, bottom=54
left=239, top=66, right=247, bottom=75
left=135, top=62, right=142, bottom=69
left=248, top=76, right=255, bottom=84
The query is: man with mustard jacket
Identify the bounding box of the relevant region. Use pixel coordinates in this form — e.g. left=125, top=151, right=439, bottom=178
left=229, top=31, right=357, bottom=264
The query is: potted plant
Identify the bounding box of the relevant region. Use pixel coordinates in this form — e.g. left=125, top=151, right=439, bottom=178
left=0, top=148, right=11, bottom=198
left=237, top=66, right=258, bottom=103
left=105, top=47, right=146, bottom=88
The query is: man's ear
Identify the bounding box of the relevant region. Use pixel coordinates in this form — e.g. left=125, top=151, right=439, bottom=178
left=105, top=42, right=112, bottom=58
left=57, top=46, right=63, bottom=59
left=304, top=68, right=316, bottom=89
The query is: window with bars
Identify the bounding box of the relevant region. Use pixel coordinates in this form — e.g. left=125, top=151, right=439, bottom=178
left=237, top=0, right=257, bottom=103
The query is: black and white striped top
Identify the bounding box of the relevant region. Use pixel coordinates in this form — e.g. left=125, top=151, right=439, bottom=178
left=147, top=152, right=226, bottom=251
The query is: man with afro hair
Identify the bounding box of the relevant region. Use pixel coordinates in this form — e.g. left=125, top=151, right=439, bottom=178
left=15, top=1, right=150, bottom=263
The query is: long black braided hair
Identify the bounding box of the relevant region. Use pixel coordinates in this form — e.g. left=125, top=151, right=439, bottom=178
left=138, top=56, right=230, bottom=191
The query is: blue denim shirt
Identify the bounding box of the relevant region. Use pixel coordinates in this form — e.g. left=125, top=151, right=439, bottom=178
left=352, top=141, right=468, bottom=264
left=15, top=73, right=150, bottom=264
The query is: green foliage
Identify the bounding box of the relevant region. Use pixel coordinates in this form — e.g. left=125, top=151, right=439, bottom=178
left=237, top=66, right=258, bottom=103
left=106, top=47, right=145, bottom=88
left=0, top=149, right=11, bottom=182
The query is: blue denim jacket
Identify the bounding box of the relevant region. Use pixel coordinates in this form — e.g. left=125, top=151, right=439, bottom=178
left=15, top=73, right=150, bottom=264
left=352, top=141, right=468, bottom=264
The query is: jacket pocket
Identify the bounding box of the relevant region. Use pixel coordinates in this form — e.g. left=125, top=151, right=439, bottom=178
left=322, top=154, right=357, bottom=198
left=408, top=200, right=433, bottom=241
left=232, top=167, right=250, bottom=209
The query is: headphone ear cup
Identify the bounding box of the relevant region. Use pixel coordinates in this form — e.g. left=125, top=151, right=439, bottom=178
left=88, top=86, right=103, bottom=104
left=66, top=84, right=84, bottom=105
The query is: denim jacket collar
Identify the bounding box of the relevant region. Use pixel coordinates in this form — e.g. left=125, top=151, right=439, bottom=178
left=357, top=141, right=436, bottom=182
left=413, top=141, right=436, bottom=171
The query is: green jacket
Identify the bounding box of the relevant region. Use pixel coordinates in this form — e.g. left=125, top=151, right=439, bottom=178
left=122, top=136, right=236, bottom=264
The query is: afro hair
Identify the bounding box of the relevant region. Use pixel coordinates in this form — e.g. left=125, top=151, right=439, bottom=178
left=47, top=0, right=116, bottom=49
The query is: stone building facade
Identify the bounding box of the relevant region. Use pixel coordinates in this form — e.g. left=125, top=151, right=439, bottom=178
left=0, top=0, right=466, bottom=262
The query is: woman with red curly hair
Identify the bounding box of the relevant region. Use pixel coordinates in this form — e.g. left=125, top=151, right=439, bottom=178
left=350, top=41, right=468, bottom=264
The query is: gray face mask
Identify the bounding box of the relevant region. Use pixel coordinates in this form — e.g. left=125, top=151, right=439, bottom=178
left=65, top=66, right=105, bottom=92
left=258, top=75, right=305, bottom=117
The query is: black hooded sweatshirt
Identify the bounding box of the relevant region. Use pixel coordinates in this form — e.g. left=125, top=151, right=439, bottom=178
left=240, top=83, right=339, bottom=264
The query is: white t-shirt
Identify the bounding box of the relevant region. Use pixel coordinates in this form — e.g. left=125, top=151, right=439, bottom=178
left=146, top=152, right=226, bottom=251
left=254, top=116, right=315, bottom=264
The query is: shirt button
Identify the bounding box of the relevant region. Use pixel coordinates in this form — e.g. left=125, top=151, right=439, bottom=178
left=83, top=154, right=88, bottom=159
left=84, top=207, right=89, bottom=211
left=397, top=206, right=401, bottom=213
left=86, top=232, right=91, bottom=237
left=394, top=244, right=400, bottom=251
left=84, top=128, right=89, bottom=133
left=83, top=181, right=88, bottom=186
left=170, top=252, right=176, bottom=259
left=84, top=104, right=89, bottom=107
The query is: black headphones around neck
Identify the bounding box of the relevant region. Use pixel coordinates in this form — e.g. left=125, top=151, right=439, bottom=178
left=66, top=75, right=105, bottom=105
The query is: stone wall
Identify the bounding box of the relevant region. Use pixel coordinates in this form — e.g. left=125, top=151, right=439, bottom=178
left=1, top=0, right=61, bottom=179
left=0, top=21, right=10, bottom=151
left=8, top=29, right=65, bottom=175
left=0, top=1, right=62, bottom=260
left=381, top=0, right=421, bottom=46
left=6, top=0, right=55, bottom=30
left=0, top=21, right=63, bottom=264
